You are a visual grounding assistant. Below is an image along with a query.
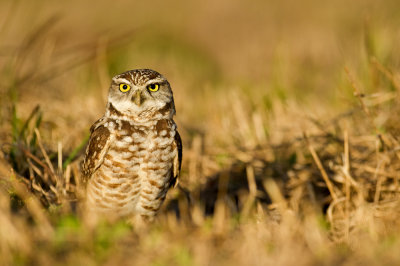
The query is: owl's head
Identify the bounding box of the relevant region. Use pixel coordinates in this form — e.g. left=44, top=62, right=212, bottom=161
left=106, top=69, right=175, bottom=121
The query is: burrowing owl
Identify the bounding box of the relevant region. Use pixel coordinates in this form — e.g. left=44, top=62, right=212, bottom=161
left=82, top=69, right=182, bottom=223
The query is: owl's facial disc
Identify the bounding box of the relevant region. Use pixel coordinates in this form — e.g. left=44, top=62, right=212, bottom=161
left=106, top=69, right=175, bottom=121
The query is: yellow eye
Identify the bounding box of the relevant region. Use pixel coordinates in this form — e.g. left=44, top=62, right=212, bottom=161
left=119, top=83, right=131, bottom=92
left=147, top=83, right=159, bottom=92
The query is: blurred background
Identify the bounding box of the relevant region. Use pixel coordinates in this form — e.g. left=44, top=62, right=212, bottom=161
left=1, top=0, right=400, bottom=265
left=1, top=0, right=400, bottom=148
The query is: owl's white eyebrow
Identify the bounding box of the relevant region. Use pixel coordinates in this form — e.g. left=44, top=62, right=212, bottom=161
left=112, top=77, right=131, bottom=84
left=146, top=78, right=166, bottom=84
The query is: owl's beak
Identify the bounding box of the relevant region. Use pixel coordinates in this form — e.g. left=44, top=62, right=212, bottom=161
left=133, top=90, right=142, bottom=106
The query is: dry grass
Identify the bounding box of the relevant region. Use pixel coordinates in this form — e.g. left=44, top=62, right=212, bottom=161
left=1, top=0, right=400, bottom=265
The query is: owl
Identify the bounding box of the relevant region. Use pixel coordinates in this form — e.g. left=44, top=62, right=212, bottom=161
left=81, top=69, right=182, bottom=223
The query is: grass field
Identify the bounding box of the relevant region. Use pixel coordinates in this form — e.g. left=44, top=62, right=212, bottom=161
left=1, top=0, right=400, bottom=265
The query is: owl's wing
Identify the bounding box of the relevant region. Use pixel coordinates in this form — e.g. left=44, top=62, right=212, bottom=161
left=81, top=118, right=113, bottom=180
left=171, top=130, right=182, bottom=188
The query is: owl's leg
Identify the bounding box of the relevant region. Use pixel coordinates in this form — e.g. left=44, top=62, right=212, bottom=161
left=128, top=214, right=155, bottom=230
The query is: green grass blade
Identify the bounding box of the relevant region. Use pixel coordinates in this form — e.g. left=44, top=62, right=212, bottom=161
left=62, top=133, right=90, bottom=169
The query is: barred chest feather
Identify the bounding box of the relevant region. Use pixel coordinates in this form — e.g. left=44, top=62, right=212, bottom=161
left=86, top=117, right=178, bottom=218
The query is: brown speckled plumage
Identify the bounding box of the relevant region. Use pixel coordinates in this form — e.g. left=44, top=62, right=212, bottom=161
left=82, top=69, right=182, bottom=222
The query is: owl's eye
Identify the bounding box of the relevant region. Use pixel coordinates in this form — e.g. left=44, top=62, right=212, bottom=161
left=147, top=83, right=159, bottom=92
left=119, top=83, right=131, bottom=92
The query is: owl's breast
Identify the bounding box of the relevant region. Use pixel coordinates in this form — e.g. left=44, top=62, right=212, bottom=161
left=86, top=118, right=177, bottom=217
